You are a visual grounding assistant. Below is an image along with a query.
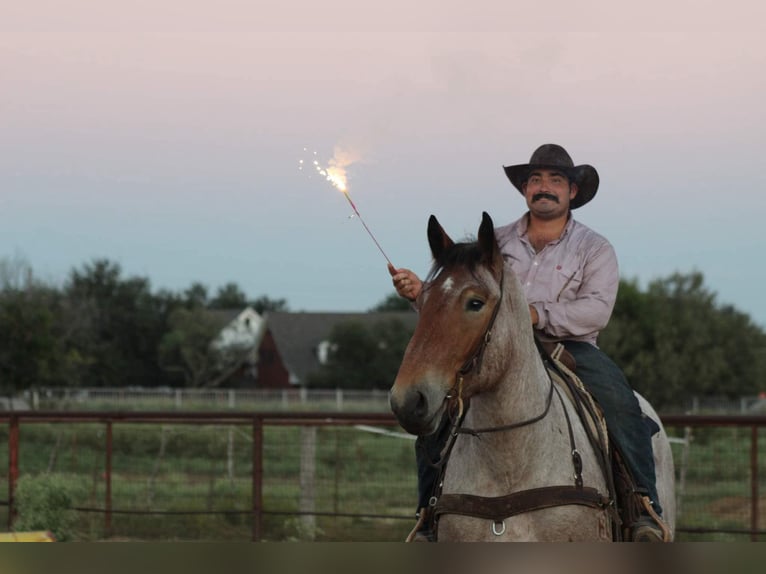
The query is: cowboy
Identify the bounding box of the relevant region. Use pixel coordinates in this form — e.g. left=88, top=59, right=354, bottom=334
left=389, top=143, right=666, bottom=541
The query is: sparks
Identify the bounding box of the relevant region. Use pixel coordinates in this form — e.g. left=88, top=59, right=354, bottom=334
left=299, top=146, right=393, bottom=266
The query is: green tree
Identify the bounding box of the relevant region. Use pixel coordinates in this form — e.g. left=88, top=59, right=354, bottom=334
left=183, top=283, right=209, bottom=308
left=370, top=293, right=415, bottom=312
left=158, top=306, right=224, bottom=386
left=251, top=295, right=288, bottom=314
left=600, top=271, right=766, bottom=409
left=306, top=318, right=414, bottom=389
left=0, top=281, right=62, bottom=393
left=210, top=282, right=248, bottom=310
left=64, top=259, right=171, bottom=387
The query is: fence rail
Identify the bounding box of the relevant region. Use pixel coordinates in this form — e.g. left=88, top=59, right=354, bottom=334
left=1, top=410, right=765, bottom=541
left=16, top=388, right=766, bottom=414
left=17, top=388, right=393, bottom=413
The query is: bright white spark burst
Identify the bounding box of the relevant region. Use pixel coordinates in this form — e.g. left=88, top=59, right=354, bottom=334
left=298, top=148, right=348, bottom=192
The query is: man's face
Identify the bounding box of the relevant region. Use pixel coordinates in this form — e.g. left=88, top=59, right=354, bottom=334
left=521, top=168, right=578, bottom=220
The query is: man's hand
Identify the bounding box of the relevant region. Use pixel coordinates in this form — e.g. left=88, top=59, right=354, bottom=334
left=529, top=305, right=539, bottom=326
left=388, top=263, right=423, bottom=302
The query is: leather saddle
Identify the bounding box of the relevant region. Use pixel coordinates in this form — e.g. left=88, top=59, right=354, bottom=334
left=536, top=340, right=662, bottom=541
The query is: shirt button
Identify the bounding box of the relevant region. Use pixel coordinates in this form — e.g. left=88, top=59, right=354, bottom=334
left=533, top=261, right=539, bottom=266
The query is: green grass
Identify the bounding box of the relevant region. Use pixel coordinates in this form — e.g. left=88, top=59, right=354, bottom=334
left=0, top=422, right=416, bottom=540
left=0, top=421, right=764, bottom=540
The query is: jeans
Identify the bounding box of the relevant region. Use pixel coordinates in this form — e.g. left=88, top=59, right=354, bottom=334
left=414, top=340, right=662, bottom=515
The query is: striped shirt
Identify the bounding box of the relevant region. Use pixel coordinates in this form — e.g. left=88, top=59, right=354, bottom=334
left=494, top=213, right=619, bottom=346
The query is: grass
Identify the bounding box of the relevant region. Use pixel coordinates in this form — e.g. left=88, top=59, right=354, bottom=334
left=0, top=422, right=416, bottom=541
left=0, top=420, right=763, bottom=540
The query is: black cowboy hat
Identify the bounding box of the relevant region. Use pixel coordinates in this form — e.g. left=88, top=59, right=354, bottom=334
left=503, top=143, right=599, bottom=209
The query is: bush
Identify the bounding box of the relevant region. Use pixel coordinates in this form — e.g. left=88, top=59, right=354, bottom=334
left=13, top=473, right=85, bottom=541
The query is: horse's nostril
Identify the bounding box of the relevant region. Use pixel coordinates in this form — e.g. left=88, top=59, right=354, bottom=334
left=414, top=390, right=428, bottom=418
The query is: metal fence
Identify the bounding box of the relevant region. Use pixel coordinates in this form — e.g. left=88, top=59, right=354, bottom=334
left=19, top=388, right=393, bottom=413
left=17, top=387, right=766, bottom=415
left=0, top=410, right=765, bottom=541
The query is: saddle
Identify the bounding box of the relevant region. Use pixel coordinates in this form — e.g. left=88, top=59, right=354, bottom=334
left=538, top=341, right=666, bottom=541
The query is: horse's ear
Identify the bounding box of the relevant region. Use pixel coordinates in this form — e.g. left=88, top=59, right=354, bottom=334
left=427, top=215, right=454, bottom=263
left=478, top=211, right=502, bottom=273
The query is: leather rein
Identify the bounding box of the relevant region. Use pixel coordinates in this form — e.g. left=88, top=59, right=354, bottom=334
left=428, top=265, right=610, bottom=536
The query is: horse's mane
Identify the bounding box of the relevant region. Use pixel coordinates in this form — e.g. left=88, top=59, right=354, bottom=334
left=425, top=236, right=488, bottom=283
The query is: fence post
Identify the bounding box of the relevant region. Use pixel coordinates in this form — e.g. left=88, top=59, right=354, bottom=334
left=8, top=415, right=19, bottom=529
left=105, top=421, right=113, bottom=538
left=252, top=415, right=263, bottom=541
left=751, top=426, right=759, bottom=542
left=299, top=427, right=317, bottom=539
left=335, top=388, right=343, bottom=411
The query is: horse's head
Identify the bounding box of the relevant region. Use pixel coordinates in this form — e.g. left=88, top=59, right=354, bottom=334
left=390, top=212, right=529, bottom=436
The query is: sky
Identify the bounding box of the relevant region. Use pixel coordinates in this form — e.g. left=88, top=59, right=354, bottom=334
left=2, top=1, right=766, bottom=327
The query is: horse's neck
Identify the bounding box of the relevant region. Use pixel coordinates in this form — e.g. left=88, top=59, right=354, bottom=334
left=452, top=350, right=565, bottom=492
left=467, top=352, right=549, bottom=428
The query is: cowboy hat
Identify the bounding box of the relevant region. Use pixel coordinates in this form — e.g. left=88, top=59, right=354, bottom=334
left=503, top=144, right=599, bottom=209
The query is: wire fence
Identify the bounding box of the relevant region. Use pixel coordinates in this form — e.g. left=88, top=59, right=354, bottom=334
left=0, top=410, right=765, bottom=541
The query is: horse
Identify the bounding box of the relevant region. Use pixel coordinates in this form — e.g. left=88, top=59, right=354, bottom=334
left=389, top=212, right=675, bottom=541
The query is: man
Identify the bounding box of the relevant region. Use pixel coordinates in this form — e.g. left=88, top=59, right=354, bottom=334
left=388, top=143, right=666, bottom=541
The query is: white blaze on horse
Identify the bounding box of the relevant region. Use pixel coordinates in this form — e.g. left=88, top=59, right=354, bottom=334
left=389, top=212, right=675, bottom=542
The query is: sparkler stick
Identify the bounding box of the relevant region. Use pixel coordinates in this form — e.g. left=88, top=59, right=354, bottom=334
left=340, top=189, right=394, bottom=267
left=301, top=148, right=395, bottom=267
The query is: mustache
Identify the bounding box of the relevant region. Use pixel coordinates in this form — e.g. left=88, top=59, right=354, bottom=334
left=532, top=192, right=559, bottom=203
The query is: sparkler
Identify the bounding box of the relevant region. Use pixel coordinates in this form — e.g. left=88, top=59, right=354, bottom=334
left=300, top=148, right=394, bottom=267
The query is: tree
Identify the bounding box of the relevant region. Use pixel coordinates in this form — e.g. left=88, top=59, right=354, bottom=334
left=210, top=282, right=248, bottom=310
left=183, top=283, right=209, bottom=308
left=0, top=280, right=63, bottom=393
left=251, top=295, right=288, bottom=314
left=306, top=318, right=414, bottom=389
left=370, top=293, right=415, bottom=312
left=158, top=307, right=225, bottom=387
left=63, top=259, right=170, bottom=387
left=600, top=271, right=766, bottom=409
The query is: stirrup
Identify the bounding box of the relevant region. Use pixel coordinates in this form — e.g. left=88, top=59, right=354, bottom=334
left=633, top=496, right=672, bottom=542
left=405, top=507, right=429, bottom=542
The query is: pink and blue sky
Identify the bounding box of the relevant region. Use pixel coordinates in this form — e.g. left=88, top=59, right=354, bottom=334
left=2, top=1, right=765, bottom=326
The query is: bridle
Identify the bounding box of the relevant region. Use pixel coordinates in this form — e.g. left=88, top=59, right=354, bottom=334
left=444, top=264, right=505, bottom=420
left=443, top=263, right=555, bottom=435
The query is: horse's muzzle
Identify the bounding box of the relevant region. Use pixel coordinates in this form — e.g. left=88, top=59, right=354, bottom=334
left=389, top=383, right=445, bottom=436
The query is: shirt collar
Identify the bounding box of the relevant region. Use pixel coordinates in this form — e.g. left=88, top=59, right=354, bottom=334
left=516, top=212, right=575, bottom=244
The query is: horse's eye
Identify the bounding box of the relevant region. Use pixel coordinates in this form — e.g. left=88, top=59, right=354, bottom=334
left=466, top=298, right=485, bottom=312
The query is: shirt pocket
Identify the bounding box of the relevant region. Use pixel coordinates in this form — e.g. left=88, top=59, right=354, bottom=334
left=553, top=264, right=582, bottom=302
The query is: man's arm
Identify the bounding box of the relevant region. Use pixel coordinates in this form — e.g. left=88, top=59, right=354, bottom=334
left=530, top=242, right=619, bottom=338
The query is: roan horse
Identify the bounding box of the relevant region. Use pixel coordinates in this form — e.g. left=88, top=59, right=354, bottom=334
left=389, top=212, right=675, bottom=541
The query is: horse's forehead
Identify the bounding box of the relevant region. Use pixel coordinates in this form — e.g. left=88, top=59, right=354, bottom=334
left=431, top=267, right=474, bottom=297
left=437, top=265, right=491, bottom=289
